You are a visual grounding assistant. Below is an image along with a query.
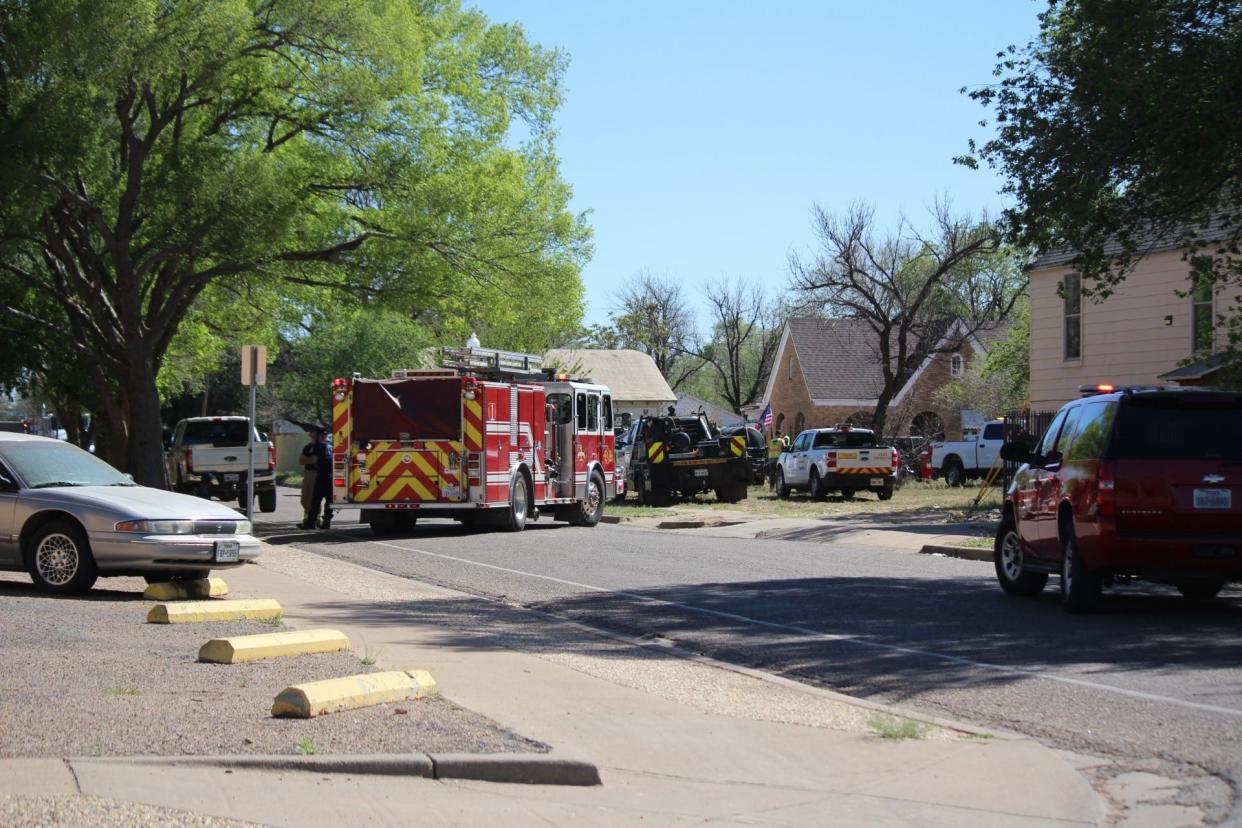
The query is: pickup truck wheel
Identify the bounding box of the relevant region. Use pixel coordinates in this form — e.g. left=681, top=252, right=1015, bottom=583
left=27, top=520, right=98, bottom=595
left=775, top=468, right=790, bottom=499
left=569, top=470, right=605, bottom=527
left=258, top=488, right=277, bottom=513
left=943, top=459, right=965, bottom=487
left=876, top=487, right=893, bottom=501
left=994, top=517, right=1047, bottom=596
left=809, top=469, right=825, bottom=501
left=1060, top=532, right=1102, bottom=612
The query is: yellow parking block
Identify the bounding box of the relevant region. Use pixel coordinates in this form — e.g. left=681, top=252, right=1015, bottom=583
left=271, top=670, right=438, bottom=718
left=143, top=577, right=229, bottom=601
left=146, top=599, right=283, bottom=624
left=198, top=629, right=351, bottom=664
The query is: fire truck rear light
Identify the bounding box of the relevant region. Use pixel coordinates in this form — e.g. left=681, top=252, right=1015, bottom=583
left=334, top=478, right=345, bottom=488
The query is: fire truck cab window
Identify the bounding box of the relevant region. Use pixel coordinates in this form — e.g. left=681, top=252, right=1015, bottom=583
left=576, top=393, right=587, bottom=429
left=587, top=394, right=600, bottom=432
left=547, top=393, right=572, bottom=424
left=602, top=395, right=613, bottom=430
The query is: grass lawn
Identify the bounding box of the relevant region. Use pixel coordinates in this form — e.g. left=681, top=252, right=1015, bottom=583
left=610, top=480, right=1003, bottom=522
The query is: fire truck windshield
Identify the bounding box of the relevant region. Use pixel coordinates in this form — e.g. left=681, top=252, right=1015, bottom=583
left=353, top=378, right=461, bottom=440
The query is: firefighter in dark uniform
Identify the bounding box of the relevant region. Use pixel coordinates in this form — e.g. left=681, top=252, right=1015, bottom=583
left=298, top=428, right=333, bottom=529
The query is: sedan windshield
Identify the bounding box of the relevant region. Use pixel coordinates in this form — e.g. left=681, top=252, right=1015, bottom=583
left=0, top=442, right=133, bottom=488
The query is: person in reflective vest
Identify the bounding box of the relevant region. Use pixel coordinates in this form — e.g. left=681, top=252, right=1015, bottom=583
left=767, top=430, right=785, bottom=489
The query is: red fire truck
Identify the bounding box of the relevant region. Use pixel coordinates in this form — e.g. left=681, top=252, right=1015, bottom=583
left=331, top=347, right=618, bottom=534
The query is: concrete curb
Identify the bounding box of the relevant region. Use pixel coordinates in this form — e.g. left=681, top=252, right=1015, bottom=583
left=600, top=515, right=622, bottom=524
left=918, top=543, right=992, bottom=562
left=72, top=752, right=602, bottom=786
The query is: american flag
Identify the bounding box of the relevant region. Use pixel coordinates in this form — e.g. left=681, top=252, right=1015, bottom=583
left=760, top=402, right=773, bottom=430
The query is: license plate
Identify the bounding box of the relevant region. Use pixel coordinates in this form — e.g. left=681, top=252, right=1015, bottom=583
left=870, top=478, right=885, bottom=487
left=213, top=540, right=240, bottom=563
left=224, top=473, right=239, bottom=483
left=1194, top=488, right=1231, bottom=509
left=694, top=468, right=709, bottom=478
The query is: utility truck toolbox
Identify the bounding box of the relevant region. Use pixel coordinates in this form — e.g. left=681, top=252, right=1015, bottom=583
left=333, top=346, right=618, bottom=534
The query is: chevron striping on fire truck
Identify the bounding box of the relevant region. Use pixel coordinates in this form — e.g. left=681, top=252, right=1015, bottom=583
left=331, top=346, right=617, bottom=535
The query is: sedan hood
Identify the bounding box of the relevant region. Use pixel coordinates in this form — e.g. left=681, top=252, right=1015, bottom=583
left=29, top=485, right=246, bottom=520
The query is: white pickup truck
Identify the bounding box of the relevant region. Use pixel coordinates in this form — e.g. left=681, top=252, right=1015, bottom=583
left=165, top=416, right=277, bottom=512
left=774, top=425, right=898, bottom=501
left=927, top=420, right=1007, bottom=486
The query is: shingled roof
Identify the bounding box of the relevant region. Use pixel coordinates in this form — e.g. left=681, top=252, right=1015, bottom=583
left=543, top=349, right=675, bottom=404
left=786, top=318, right=894, bottom=400
left=1029, top=215, right=1236, bottom=271
left=776, top=317, right=1008, bottom=403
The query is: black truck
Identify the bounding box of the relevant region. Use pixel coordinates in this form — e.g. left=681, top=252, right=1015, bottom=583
left=622, top=413, right=750, bottom=506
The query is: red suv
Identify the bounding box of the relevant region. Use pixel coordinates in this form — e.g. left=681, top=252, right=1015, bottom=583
left=995, top=386, right=1242, bottom=611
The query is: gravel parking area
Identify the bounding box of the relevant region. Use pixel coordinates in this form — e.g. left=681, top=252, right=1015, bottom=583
left=0, top=574, right=544, bottom=758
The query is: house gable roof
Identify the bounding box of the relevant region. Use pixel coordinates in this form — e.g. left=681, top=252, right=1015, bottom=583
left=544, top=349, right=676, bottom=403
left=763, top=317, right=1010, bottom=407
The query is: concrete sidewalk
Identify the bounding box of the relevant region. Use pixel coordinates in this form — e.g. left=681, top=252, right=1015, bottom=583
left=1, top=543, right=1103, bottom=827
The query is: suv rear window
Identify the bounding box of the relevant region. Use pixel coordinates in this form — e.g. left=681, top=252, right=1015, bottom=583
left=813, top=431, right=876, bottom=449
left=1108, top=397, right=1242, bottom=461
left=183, top=420, right=252, bottom=447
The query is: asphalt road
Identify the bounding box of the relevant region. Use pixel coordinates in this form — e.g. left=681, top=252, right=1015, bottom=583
left=258, top=489, right=1242, bottom=822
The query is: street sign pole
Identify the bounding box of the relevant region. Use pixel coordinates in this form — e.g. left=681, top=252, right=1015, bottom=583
left=246, top=346, right=257, bottom=523
left=241, top=344, right=266, bottom=523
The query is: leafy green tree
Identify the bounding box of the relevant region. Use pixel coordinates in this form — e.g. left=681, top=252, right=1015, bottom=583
left=959, top=0, right=1240, bottom=352
left=273, top=307, right=435, bottom=427
left=0, top=0, right=588, bottom=484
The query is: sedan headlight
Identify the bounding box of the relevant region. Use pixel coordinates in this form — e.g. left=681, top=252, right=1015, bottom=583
left=115, top=519, right=195, bottom=534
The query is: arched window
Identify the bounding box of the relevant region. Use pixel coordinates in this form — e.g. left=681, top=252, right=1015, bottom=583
left=793, top=411, right=805, bottom=436
left=910, top=411, right=945, bottom=441
left=949, top=354, right=964, bottom=378
left=775, top=412, right=785, bottom=434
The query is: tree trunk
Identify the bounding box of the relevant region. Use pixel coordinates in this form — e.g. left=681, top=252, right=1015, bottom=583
left=125, top=357, right=168, bottom=488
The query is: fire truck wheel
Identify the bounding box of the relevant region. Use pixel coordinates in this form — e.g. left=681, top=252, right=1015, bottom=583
left=570, top=470, right=605, bottom=527
left=501, top=473, right=529, bottom=532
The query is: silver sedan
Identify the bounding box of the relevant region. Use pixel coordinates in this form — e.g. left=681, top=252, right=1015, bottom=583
left=0, top=434, right=261, bottom=594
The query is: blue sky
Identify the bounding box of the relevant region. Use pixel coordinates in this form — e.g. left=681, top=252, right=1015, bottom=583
left=470, top=1, right=1044, bottom=328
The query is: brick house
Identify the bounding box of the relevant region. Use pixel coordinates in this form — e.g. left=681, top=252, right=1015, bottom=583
left=759, top=317, right=1003, bottom=441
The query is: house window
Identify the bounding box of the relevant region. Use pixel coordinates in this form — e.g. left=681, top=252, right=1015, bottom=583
left=1063, top=272, right=1082, bottom=360
left=1192, top=270, right=1214, bottom=352
left=949, top=354, right=963, bottom=378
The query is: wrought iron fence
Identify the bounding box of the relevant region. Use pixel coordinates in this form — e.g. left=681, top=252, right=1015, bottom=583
left=999, top=408, right=1059, bottom=489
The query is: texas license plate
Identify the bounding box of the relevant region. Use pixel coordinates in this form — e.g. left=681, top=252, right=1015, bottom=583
left=1194, top=488, right=1231, bottom=509
left=694, top=468, right=709, bottom=478
left=213, top=540, right=240, bottom=563
left=870, top=478, right=885, bottom=487
left=224, top=473, right=239, bottom=483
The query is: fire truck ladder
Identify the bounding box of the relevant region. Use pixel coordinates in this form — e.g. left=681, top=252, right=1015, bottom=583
left=439, top=347, right=544, bottom=376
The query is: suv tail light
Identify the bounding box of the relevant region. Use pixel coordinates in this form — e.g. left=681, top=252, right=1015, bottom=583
left=1096, top=460, right=1116, bottom=517
left=891, top=449, right=899, bottom=472
left=826, top=451, right=837, bottom=470
left=184, top=447, right=194, bottom=474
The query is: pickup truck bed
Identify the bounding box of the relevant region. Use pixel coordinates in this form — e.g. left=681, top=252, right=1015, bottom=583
left=166, top=417, right=277, bottom=511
